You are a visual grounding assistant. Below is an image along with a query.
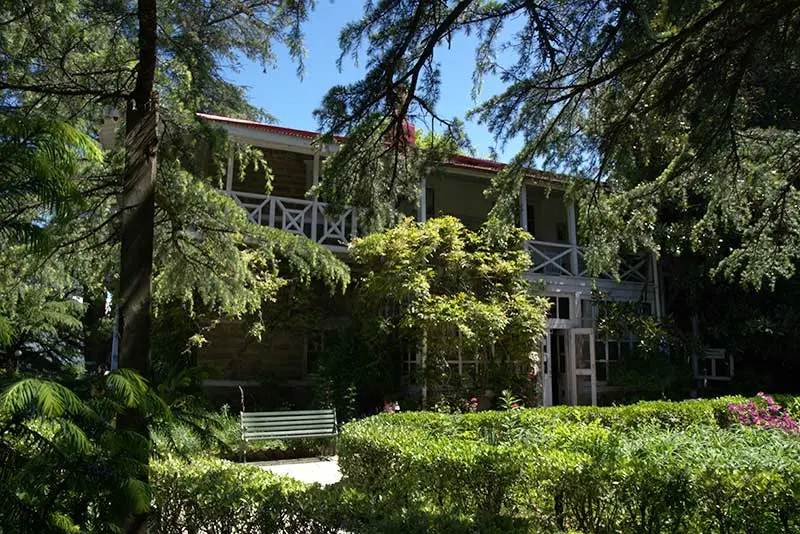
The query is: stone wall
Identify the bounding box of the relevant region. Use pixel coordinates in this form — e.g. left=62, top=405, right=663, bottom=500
left=198, top=320, right=306, bottom=381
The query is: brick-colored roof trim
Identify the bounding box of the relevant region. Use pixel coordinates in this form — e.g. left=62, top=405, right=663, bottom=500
left=197, top=112, right=569, bottom=185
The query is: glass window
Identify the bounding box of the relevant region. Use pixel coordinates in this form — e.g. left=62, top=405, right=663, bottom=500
left=576, top=375, right=593, bottom=404
left=595, top=340, right=606, bottom=362
left=696, top=348, right=733, bottom=380
left=596, top=361, right=607, bottom=382
left=575, top=335, right=592, bottom=369
left=546, top=296, right=572, bottom=320
left=558, top=297, right=570, bottom=319
left=546, top=297, right=557, bottom=319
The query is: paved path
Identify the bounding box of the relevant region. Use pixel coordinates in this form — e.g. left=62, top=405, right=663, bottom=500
left=254, top=456, right=342, bottom=485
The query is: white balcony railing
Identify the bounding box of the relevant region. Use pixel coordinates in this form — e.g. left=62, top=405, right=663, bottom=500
left=524, top=240, right=649, bottom=283
left=227, top=191, right=648, bottom=282
left=228, top=191, right=357, bottom=251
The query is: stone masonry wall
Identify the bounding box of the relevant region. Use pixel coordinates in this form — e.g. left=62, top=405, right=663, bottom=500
left=198, top=320, right=306, bottom=381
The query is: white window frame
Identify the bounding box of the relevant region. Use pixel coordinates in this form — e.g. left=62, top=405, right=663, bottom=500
left=694, top=348, right=734, bottom=381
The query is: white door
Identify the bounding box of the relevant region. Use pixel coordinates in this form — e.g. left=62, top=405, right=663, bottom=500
left=569, top=328, right=597, bottom=406
left=541, top=329, right=553, bottom=406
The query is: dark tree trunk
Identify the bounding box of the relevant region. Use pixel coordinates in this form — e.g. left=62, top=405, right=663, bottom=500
left=118, top=0, right=158, bottom=532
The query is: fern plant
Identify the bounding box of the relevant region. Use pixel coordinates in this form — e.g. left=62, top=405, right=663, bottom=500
left=0, top=368, right=169, bottom=532
left=0, top=114, right=102, bottom=249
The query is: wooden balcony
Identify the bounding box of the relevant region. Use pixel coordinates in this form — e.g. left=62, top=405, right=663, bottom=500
left=228, top=191, right=357, bottom=252
left=228, top=190, right=649, bottom=283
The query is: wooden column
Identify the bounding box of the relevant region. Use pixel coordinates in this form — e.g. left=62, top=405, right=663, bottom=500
left=567, top=202, right=579, bottom=276
left=312, top=151, right=320, bottom=187
left=651, top=253, right=662, bottom=319
left=520, top=184, right=528, bottom=231
left=225, top=145, right=234, bottom=193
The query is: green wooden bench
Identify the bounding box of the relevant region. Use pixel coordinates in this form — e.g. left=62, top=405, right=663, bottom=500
left=240, top=409, right=337, bottom=462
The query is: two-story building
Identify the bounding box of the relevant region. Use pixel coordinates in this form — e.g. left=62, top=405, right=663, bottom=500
left=196, top=112, right=663, bottom=407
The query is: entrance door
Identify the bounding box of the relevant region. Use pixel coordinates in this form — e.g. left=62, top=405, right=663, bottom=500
left=569, top=328, right=597, bottom=405
left=541, top=329, right=552, bottom=406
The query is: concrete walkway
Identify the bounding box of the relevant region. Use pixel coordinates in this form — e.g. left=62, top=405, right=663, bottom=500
left=254, top=456, right=342, bottom=485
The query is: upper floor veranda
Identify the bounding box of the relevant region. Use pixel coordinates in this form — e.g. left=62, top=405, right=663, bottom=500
left=200, top=113, right=659, bottom=307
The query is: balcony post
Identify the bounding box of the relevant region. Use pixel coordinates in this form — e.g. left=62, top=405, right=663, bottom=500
left=520, top=184, right=528, bottom=231
left=310, top=151, right=321, bottom=242
left=312, top=151, right=320, bottom=187
left=225, top=145, right=234, bottom=193
left=418, top=177, right=427, bottom=223
left=567, top=202, right=579, bottom=276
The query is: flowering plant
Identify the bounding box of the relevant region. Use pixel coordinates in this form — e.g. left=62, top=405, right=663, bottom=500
left=728, top=392, right=799, bottom=432
left=463, top=397, right=478, bottom=413
left=382, top=400, right=400, bottom=413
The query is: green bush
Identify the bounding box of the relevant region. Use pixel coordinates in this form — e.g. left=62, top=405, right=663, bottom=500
left=151, top=455, right=345, bottom=534
left=338, top=398, right=800, bottom=533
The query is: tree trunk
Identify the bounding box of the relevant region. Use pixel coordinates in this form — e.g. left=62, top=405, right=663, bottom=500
left=118, top=0, right=158, bottom=532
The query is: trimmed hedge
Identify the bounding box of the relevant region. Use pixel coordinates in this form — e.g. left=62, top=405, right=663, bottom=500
left=339, top=398, right=800, bottom=533
left=151, top=456, right=345, bottom=534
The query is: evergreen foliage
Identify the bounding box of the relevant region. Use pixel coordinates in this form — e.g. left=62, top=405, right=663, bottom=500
left=0, top=0, right=349, bottom=529
left=0, top=370, right=168, bottom=532
left=0, top=114, right=102, bottom=248
left=317, top=0, right=800, bottom=287
left=339, top=400, right=800, bottom=533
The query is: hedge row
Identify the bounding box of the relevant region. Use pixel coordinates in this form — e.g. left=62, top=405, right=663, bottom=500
left=338, top=398, right=800, bottom=533
left=151, top=456, right=346, bottom=534
left=151, top=455, right=433, bottom=534
left=372, top=396, right=746, bottom=436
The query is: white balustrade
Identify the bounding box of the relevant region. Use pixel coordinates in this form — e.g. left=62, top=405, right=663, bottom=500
left=524, top=240, right=648, bottom=282
left=227, top=191, right=357, bottom=251
left=525, top=240, right=575, bottom=276
left=227, top=189, right=647, bottom=281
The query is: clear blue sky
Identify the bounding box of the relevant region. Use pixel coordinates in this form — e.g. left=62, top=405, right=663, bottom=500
left=227, top=0, right=524, bottom=161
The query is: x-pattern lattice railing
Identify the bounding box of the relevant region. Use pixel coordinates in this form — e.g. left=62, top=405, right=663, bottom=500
left=525, top=240, right=649, bottom=282
left=525, top=241, right=575, bottom=276
left=227, top=191, right=357, bottom=251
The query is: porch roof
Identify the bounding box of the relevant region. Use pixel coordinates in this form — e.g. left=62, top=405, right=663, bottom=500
left=196, top=112, right=569, bottom=187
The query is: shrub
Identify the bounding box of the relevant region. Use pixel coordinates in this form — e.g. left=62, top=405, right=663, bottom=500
left=151, top=456, right=344, bottom=534
left=338, top=398, right=800, bottom=533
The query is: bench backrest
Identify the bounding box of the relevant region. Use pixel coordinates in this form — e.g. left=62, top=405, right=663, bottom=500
left=240, top=409, right=338, bottom=441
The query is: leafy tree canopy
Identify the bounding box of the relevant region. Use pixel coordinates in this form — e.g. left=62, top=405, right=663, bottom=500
left=316, top=0, right=800, bottom=288
left=349, top=216, right=548, bottom=400
left=0, top=1, right=349, bottom=529
left=0, top=0, right=350, bottom=375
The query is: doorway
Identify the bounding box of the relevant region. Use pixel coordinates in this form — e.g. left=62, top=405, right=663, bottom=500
left=541, top=327, right=596, bottom=406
